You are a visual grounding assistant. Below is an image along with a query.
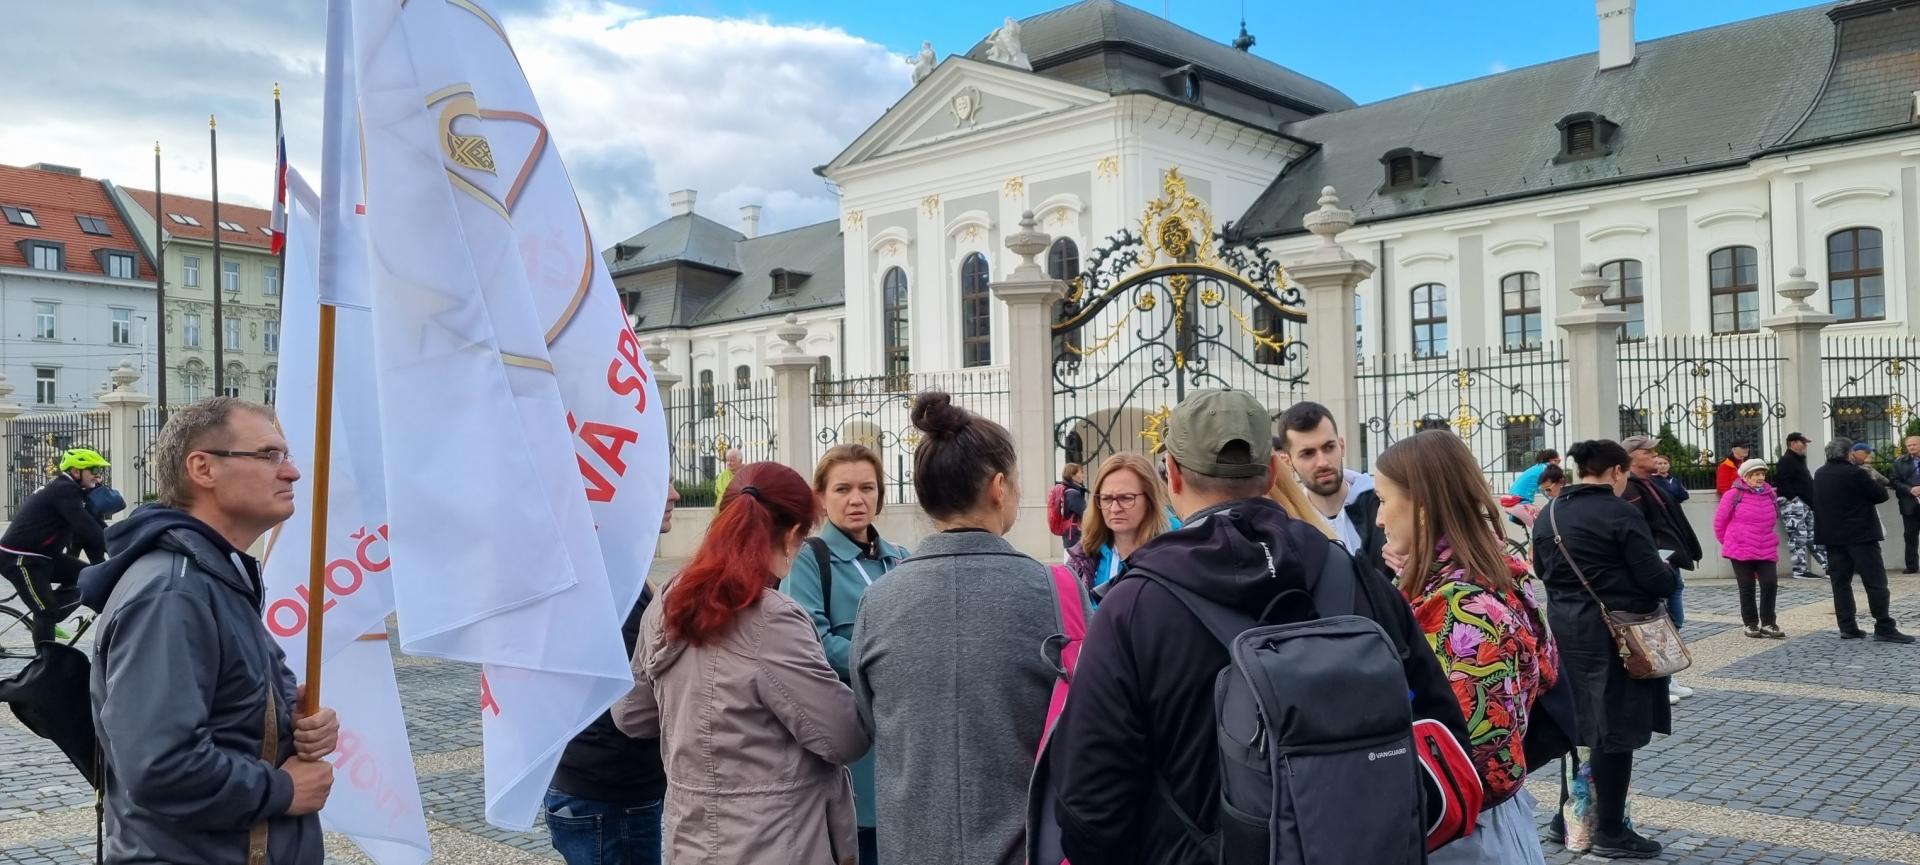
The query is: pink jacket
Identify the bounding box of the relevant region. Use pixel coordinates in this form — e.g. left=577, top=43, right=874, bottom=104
left=1714, top=481, right=1780, bottom=562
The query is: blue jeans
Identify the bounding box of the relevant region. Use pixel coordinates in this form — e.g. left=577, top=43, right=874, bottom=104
left=1667, top=567, right=1686, bottom=630
left=543, top=789, right=662, bottom=865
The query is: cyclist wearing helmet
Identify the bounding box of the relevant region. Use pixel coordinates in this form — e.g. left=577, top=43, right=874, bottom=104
left=1, top=447, right=110, bottom=642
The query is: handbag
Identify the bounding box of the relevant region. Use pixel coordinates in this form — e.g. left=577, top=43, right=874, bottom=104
left=1546, top=499, right=1692, bottom=680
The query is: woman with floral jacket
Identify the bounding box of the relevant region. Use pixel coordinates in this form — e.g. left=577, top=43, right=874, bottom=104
left=1376, top=431, right=1559, bottom=865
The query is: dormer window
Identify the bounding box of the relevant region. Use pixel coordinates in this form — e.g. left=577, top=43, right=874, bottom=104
left=3, top=206, right=38, bottom=227
left=770, top=267, right=811, bottom=298
left=1380, top=148, right=1439, bottom=192
left=1555, top=112, right=1620, bottom=162
left=1161, top=65, right=1202, bottom=103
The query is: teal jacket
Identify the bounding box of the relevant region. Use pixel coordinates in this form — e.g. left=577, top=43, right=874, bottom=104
left=780, top=523, right=908, bottom=827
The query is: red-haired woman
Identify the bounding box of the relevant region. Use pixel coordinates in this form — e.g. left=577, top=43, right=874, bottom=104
left=614, top=462, right=869, bottom=864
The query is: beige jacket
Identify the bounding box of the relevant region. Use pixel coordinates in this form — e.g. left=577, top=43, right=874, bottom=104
left=614, top=586, right=867, bottom=865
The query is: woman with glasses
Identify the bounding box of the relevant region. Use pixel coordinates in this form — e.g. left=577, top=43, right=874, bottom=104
left=1066, top=452, right=1176, bottom=594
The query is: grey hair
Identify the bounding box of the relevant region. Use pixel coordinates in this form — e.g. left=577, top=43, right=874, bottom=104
left=154, top=397, right=277, bottom=507
left=1826, top=436, right=1854, bottom=463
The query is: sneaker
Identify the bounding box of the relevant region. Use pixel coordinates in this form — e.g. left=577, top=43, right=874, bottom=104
left=52, top=624, right=72, bottom=643
left=1590, top=827, right=1663, bottom=859
left=1668, top=692, right=1680, bottom=705
left=1840, top=628, right=1869, bottom=640
left=1873, top=629, right=1917, bottom=644
left=1669, top=681, right=1695, bottom=698
left=1761, top=624, right=1786, bottom=639
left=1792, top=571, right=1824, bottom=581
left=1743, top=625, right=1765, bottom=638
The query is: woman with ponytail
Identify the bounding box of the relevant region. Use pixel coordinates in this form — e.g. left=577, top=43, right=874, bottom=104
left=614, top=462, right=868, bottom=865
left=851, top=391, right=1088, bottom=865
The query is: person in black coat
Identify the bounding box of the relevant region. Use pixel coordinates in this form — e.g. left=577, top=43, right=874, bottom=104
left=1532, top=440, right=1675, bottom=860
left=1812, top=437, right=1913, bottom=642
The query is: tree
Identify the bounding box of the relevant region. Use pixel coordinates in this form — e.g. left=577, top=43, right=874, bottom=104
left=1653, top=422, right=1691, bottom=466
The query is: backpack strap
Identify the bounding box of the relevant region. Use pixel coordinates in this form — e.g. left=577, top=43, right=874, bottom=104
left=1036, top=564, right=1086, bottom=757
left=248, top=686, right=277, bottom=865
left=807, top=537, right=834, bottom=623
left=1135, top=570, right=1257, bottom=651
left=1309, top=544, right=1359, bottom=617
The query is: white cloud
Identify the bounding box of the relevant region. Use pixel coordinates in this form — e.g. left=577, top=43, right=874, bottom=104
left=0, top=0, right=910, bottom=245
left=1489, top=61, right=1509, bottom=74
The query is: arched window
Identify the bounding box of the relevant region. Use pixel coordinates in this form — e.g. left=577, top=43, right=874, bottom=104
left=1411, top=283, right=1448, bottom=359
left=223, top=363, right=245, bottom=399
left=1048, top=239, right=1081, bottom=360
left=1829, top=228, right=1884, bottom=323
left=263, top=366, right=278, bottom=406
left=882, top=267, right=910, bottom=383
left=961, top=253, right=992, bottom=368
left=734, top=364, right=751, bottom=391
left=1500, top=272, right=1541, bottom=351
left=1709, top=246, right=1759, bottom=335
left=698, top=370, right=715, bottom=418
left=1600, top=259, right=1644, bottom=342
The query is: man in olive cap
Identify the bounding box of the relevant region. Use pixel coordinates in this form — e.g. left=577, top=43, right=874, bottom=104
left=1046, top=389, right=1471, bottom=863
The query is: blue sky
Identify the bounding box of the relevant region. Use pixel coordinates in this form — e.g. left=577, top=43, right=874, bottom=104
left=638, top=0, right=1816, bottom=103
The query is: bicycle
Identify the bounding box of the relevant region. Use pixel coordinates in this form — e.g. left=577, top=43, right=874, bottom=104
left=0, top=586, right=94, bottom=662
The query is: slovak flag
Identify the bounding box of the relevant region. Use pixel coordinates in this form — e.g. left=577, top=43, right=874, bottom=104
left=269, top=89, right=289, bottom=255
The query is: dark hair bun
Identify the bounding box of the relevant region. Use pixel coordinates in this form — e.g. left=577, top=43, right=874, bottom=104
left=1567, top=440, right=1599, bottom=464
left=911, top=391, right=971, bottom=438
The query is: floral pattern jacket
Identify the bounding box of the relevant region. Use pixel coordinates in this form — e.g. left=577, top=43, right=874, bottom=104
left=1410, top=538, right=1559, bottom=805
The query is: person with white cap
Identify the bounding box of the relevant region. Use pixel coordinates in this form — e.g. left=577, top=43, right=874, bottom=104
left=1713, top=459, right=1785, bottom=639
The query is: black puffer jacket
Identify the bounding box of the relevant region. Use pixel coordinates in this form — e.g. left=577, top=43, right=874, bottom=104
left=1813, top=457, right=1889, bottom=545
left=1047, top=497, right=1467, bottom=865
left=83, top=506, right=319, bottom=865
left=1532, top=485, right=1677, bottom=752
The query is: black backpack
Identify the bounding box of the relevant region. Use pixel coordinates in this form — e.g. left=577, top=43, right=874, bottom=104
left=1129, top=544, right=1481, bottom=863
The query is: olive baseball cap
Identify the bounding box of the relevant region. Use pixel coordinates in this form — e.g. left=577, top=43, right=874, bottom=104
left=1164, top=389, right=1272, bottom=479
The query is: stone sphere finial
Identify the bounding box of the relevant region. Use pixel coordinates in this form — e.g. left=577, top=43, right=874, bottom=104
left=1776, top=265, right=1819, bottom=311
left=775, top=313, right=808, bottom=356
left=1005, top=210, right=1051, bottom=270
left=1303, top=186, right=1355, bottom=247
left=1570, top=262, right=1610, bottom=308
left=111, top=360, right=139, bottom=390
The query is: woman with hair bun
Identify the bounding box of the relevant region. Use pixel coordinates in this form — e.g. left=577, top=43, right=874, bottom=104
left=1530, top=440, right=1676, bottom=860
left=852, top=391, right=1087, bottom=865
left=614, top=462, right=868, bottom=865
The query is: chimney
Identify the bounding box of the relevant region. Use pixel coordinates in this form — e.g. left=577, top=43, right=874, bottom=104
left=27, top=162, right=82, bottom=176
left=668, top=189, right=697, bottom=217
left=1597, top=0, right=1636, bottom=71
left=740, top=205, right=762, bottom=239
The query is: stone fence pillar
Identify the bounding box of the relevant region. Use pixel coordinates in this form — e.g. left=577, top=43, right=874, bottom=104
left=1285, top=187, right=1374, bottom=464
left=644, top=336, right=682, bottom=396
left=98, top=361, right=152, bottom=498
left=1556, top=263, right=1629, bottom=442
left=768, top=314, right=819, bottom=478
left=992, top=211, right=1066, bottom=559
left=1762, top=267, right=1834, bottom=442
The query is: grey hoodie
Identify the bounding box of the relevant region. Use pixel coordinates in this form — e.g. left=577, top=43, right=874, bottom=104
left=84, top=505, right=319, bottom=865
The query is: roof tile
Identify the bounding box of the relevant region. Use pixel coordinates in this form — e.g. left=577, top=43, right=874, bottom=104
left=0, top=164, right=153, bottom=280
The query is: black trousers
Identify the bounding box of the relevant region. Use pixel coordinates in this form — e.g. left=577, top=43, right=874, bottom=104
left=1903, top=505, right=1920, bottom=571
left=1828, top=542, right=1896, bottom=634
left=1730, top=560, right=1778, bottom=627
left=1, top=554, right=83, bottom=644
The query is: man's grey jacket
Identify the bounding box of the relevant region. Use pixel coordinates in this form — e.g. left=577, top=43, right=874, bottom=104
left=80, top=505, right=320, bottom=865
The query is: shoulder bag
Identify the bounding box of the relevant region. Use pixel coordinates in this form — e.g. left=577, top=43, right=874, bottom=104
left=1546, top=499, right=1693, bottom=680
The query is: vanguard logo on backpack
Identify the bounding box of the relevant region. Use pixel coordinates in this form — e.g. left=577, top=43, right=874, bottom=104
left=1030, top=537, right=1483, bottom=864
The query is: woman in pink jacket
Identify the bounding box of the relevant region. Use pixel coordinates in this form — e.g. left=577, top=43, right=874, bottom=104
left=1714, top=458, right=1786, bottom=639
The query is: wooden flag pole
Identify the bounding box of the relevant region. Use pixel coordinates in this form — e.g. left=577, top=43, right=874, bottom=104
left=301, top=302, right=338, bottom=716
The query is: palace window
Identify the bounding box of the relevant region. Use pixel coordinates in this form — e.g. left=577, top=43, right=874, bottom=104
left=1829, top=228, right=1884, bottom=323
left=1600, top=259, right=1645, bottom=342
left=1500, top=272, right=1541, bottom=351
left=882, top=267, right=910, bottom=383
left=1048, top=238, right=1081, bottom=361
left=961, top=253, right=992, bottom=368
left=1709, top=246, right=1759, bottom=335
left=1411, top=283, right=1448, bottom=359
left=735, top=364, right=751, bottom=391
left=698, top=370, right=715, bottom=418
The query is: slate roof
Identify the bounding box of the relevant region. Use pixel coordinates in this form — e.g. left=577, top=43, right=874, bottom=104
left=607, top=215, right=844, bottom=329
left=1783, top=0, right=1920, bottom=146
left=966, top=0, right=1354, bottom=114
left=605, top=212, right=744, bottom=274
left=119, top=187, right=274, bottom=250
left=0, top=164, right=154, bottom=280
left=1237, top=4, right=1849, bottom=239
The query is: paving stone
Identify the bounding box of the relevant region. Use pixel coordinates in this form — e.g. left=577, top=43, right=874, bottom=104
left=1715, top=628, right=1920, bottom=694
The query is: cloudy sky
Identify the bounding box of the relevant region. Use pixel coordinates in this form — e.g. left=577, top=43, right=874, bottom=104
left=0, top=0, right=1808, bottom=245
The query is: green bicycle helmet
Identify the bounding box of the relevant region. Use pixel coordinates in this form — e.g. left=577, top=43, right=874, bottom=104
left=59, top=447, right=110, bottom=472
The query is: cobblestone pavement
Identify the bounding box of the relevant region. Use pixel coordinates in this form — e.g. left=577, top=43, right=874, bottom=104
left=4, top=563, right=1919, bottom=863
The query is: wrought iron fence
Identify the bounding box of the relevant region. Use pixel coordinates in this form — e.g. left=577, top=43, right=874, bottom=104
left=666, top=378, right=778, bottom=508
left=1617, top=335, right=1784, bottom=486
left=129, top=406, right=176, bottom=505
left=5, top=411, right=112, bottom=519
left=1357, top=342, right=1570, bottom=490
left=1822, top=336, right=1920, bottom=452
left=810, top=368, right=1010, bottom=506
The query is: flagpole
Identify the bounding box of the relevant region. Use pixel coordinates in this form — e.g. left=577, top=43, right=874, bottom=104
left=302, top=302, right=338, bottom=717
left=273, top=85, right=286, bottom=313
left=211, top=114, right=225, bottom=397
left=153, top=143, right=168, bottom=414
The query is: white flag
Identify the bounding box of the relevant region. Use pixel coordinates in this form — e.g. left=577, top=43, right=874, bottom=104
left=262, top=164, right=429, bottom=865
left=342, top=0, right=669, bottom=828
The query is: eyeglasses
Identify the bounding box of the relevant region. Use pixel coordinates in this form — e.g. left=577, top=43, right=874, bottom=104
left=1098, top=492, right=1144, bottom=510
left=200, top=448, right=293, bottom=467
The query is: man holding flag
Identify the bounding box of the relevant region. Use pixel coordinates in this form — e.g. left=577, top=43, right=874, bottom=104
left=81, top=398, right=340, bottom=864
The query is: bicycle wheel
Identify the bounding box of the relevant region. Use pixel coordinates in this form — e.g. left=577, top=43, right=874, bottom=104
left=0, top=604, right=35, bottom=661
